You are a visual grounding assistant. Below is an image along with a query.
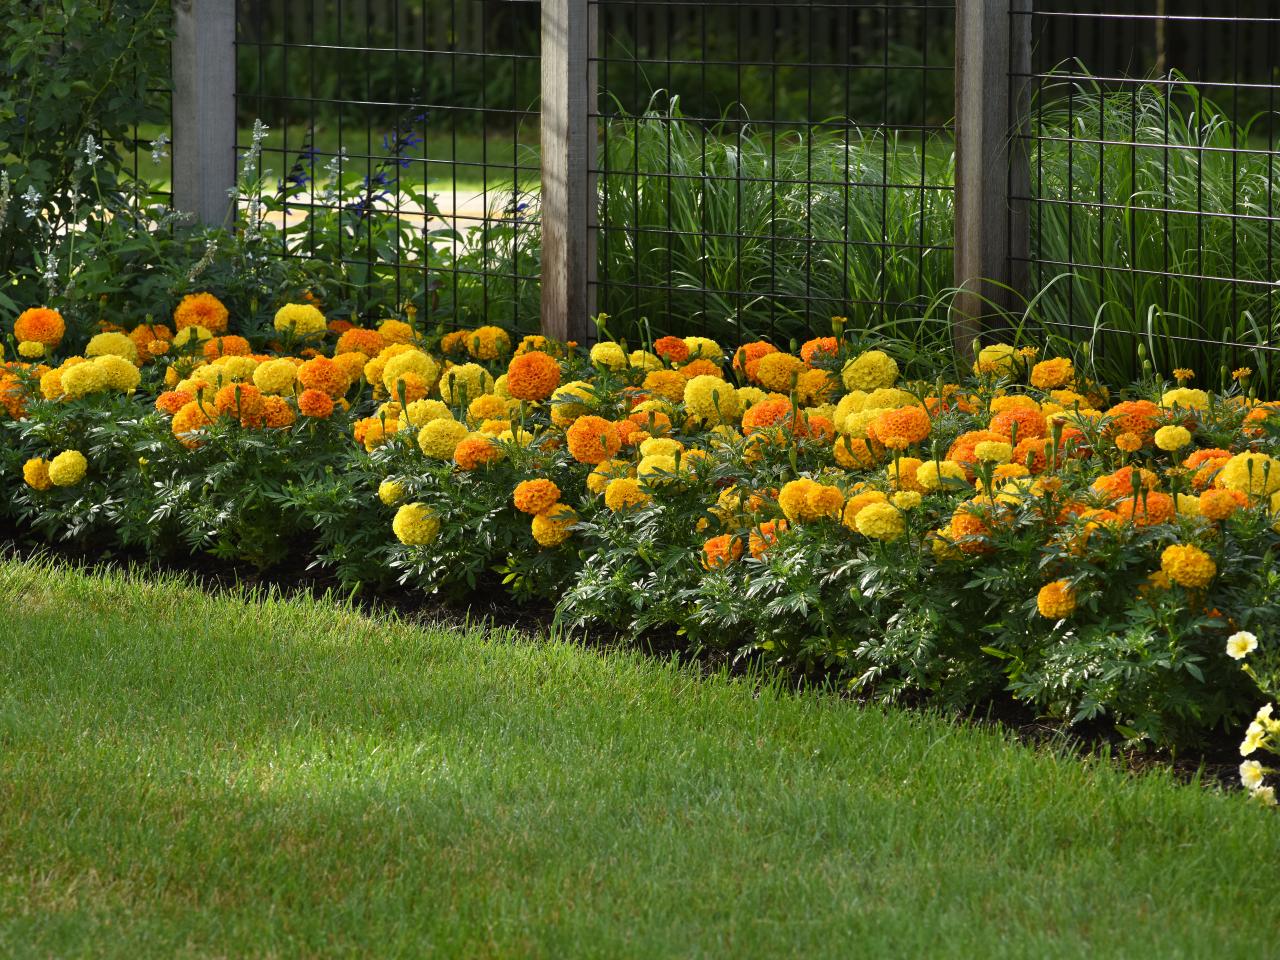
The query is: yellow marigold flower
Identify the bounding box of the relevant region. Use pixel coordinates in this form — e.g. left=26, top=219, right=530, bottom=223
left=973, top=343, right=1019, bottom=377
left=629, top=350, right=663, bottom=372
left=684, top=374, right=740, bottom=425
left=915, top=459, right=967, bottom=492
left=468, top=392, right=510, bottom=425
left=1030, top=357, right=1074, bottom=390
left=378, top=479, right=406, bottom=506
left=589, top=341, right=628, bottom=371
left=17, top=340, right=44, bottom=359
left=464, top=325, right=511, bottom=360
left=587, top=459, right=630, bottom=494
left=973, top=440, right=1013, bottom=464
left=605, top=476, right=650, bottom=512
left=393, top=502, right=440, bottom=545
left=1154, top=425, right=1192, bottom=452
left=418, top=418, right=469, bottom=460
left=531, top=504, right=576, bottom=547
left=1160, top=543, right=1216, bottom=589
left=854, top=501, right=906, bottom=541
left=886, top=456, right=925, bottom=492
left=172, top=324, right=212, bottom=349
left=48, top=449, right=88, bottom=487
left=383, top=350, right=440, bottom=399
left=892, top=490, right=922, bottom=510
left=402, top=399, right=453, bottom=428
left=841, top=349, right=899, bottom=391
left=1037, top=579, right=1077, bottom=618
left=252, top=357, right=300, bottom=395
left=85, top=331, right=138, bottom=364
left=439, top=362, right=495, bottom=406
left=754, top=352, right=807, bottom=393
left=1172, top=368, right=1194, bottom=383
left=22, top=457, right=53, bottom=491
left=273, top=303, right=327, bottom=337
left=513, top=478, right=561, bottom=515
left=1160, top=387, right=1209, bottom=411
left=1233, top=367, right=1253, bottom=382
left=681, top=336, right=723, bottom=362
left=1218, top=452, right=1280, bottom=498
left=639, top=437, right=683, bottom=459
left=549, top=380, right=595, bottom=426
left=376, top=319, right=414, bottom=345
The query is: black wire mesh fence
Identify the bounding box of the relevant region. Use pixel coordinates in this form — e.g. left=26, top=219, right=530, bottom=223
left=590, top=0, right=957, bottom=345
left=1013, top=1, right=1280, bottom=383
left=234, top=0, right=542, bottom=327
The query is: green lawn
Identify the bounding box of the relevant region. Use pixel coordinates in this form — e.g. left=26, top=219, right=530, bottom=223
left=0, top=558, right=1276, bottom=958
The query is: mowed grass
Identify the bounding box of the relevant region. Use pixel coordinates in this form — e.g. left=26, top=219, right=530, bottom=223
left=0, top=559, right=1276, bottom=959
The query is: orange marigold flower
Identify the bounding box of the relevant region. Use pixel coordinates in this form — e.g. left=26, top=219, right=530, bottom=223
left=297, top=356, right=351, bottom=399
left=1199, top=488, right=1247, bottom=522
left=642, top=368, right=687, bottom=402
left=1037, top=579, right=1077, bottom=619
left=155, top=389, right=193, bottom=416
left=171, top=399, right=217, bottom=446
left=702, top=534, right=744, bottom=570
left=454, top=435, right=503, bottom=470
left=335, top=327, right=386, bottom=357
left=869, top=406, right=931, bottom=450
left=629, top=408, right=673, bottom=435
left=1114, top=431, right=1143, bottom=453
left=1112, top=492, right=1175, bottom=527
left=327, top=318, right=354, bottom=335
left=1092, top=466, right=1158, bottom=501
left=1103, top=399, right=1161, bottom=442
left=1012, top=436, right=1050, bottom=474
left=989, top=407, right=1047, bottom=442
left=566, top=415, right=622, bottom=464
left=949, top=499, right=997, bottom=553
left=213, top=382, right=266, bottom=427
left=14, top=307, right=66, bottom=346
left=748, top=519, right=788, bottom=559
left=679, top=358, right=722, bottom=380
left=800, top=337, right=839, bottom=367
left=946, top=429, right=1006, bottom=475
left=203, top=335, right=252, bottom=360
left=506, top=350, right=562, bottom=402
left=1192, top=457, right=1231, bottom=492
left=733, top=341, right=779, bottom=380
left=654, top=335, right=690, bottom=364
left=173, top=292, right=229, bottom=334
left=741, top=397, right=807, bottom=435
left=298, top=388, right=335, bottom=418
left=513, top=478, right=561, bottom=515
left=262, top=395, right=296, bottom=428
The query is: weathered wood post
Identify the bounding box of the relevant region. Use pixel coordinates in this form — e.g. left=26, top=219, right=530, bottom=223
left=540, top=0, right=598, bottom=343
left=171, top=0, right=237, bottom=226
left=953, top=0, right=1032, bottom=356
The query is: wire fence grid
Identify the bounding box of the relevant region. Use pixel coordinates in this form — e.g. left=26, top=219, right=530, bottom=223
left=212, top=0, right=1280, bottom=378
left=1013, top=0, right=1280, bottom=379
left=589, top=0, right=956, bottom=345
left=233, top=0, right=542, bottom=327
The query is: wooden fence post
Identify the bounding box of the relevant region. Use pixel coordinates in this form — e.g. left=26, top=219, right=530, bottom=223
left=540, top=0, right=598, bottom=343
left=953, top=0, right=1032, bottom=356
left=171, top=0, right=237, bottom=226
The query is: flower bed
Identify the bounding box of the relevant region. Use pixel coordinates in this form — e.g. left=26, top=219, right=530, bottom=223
left=2, top=299, right=1279, bottom=791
